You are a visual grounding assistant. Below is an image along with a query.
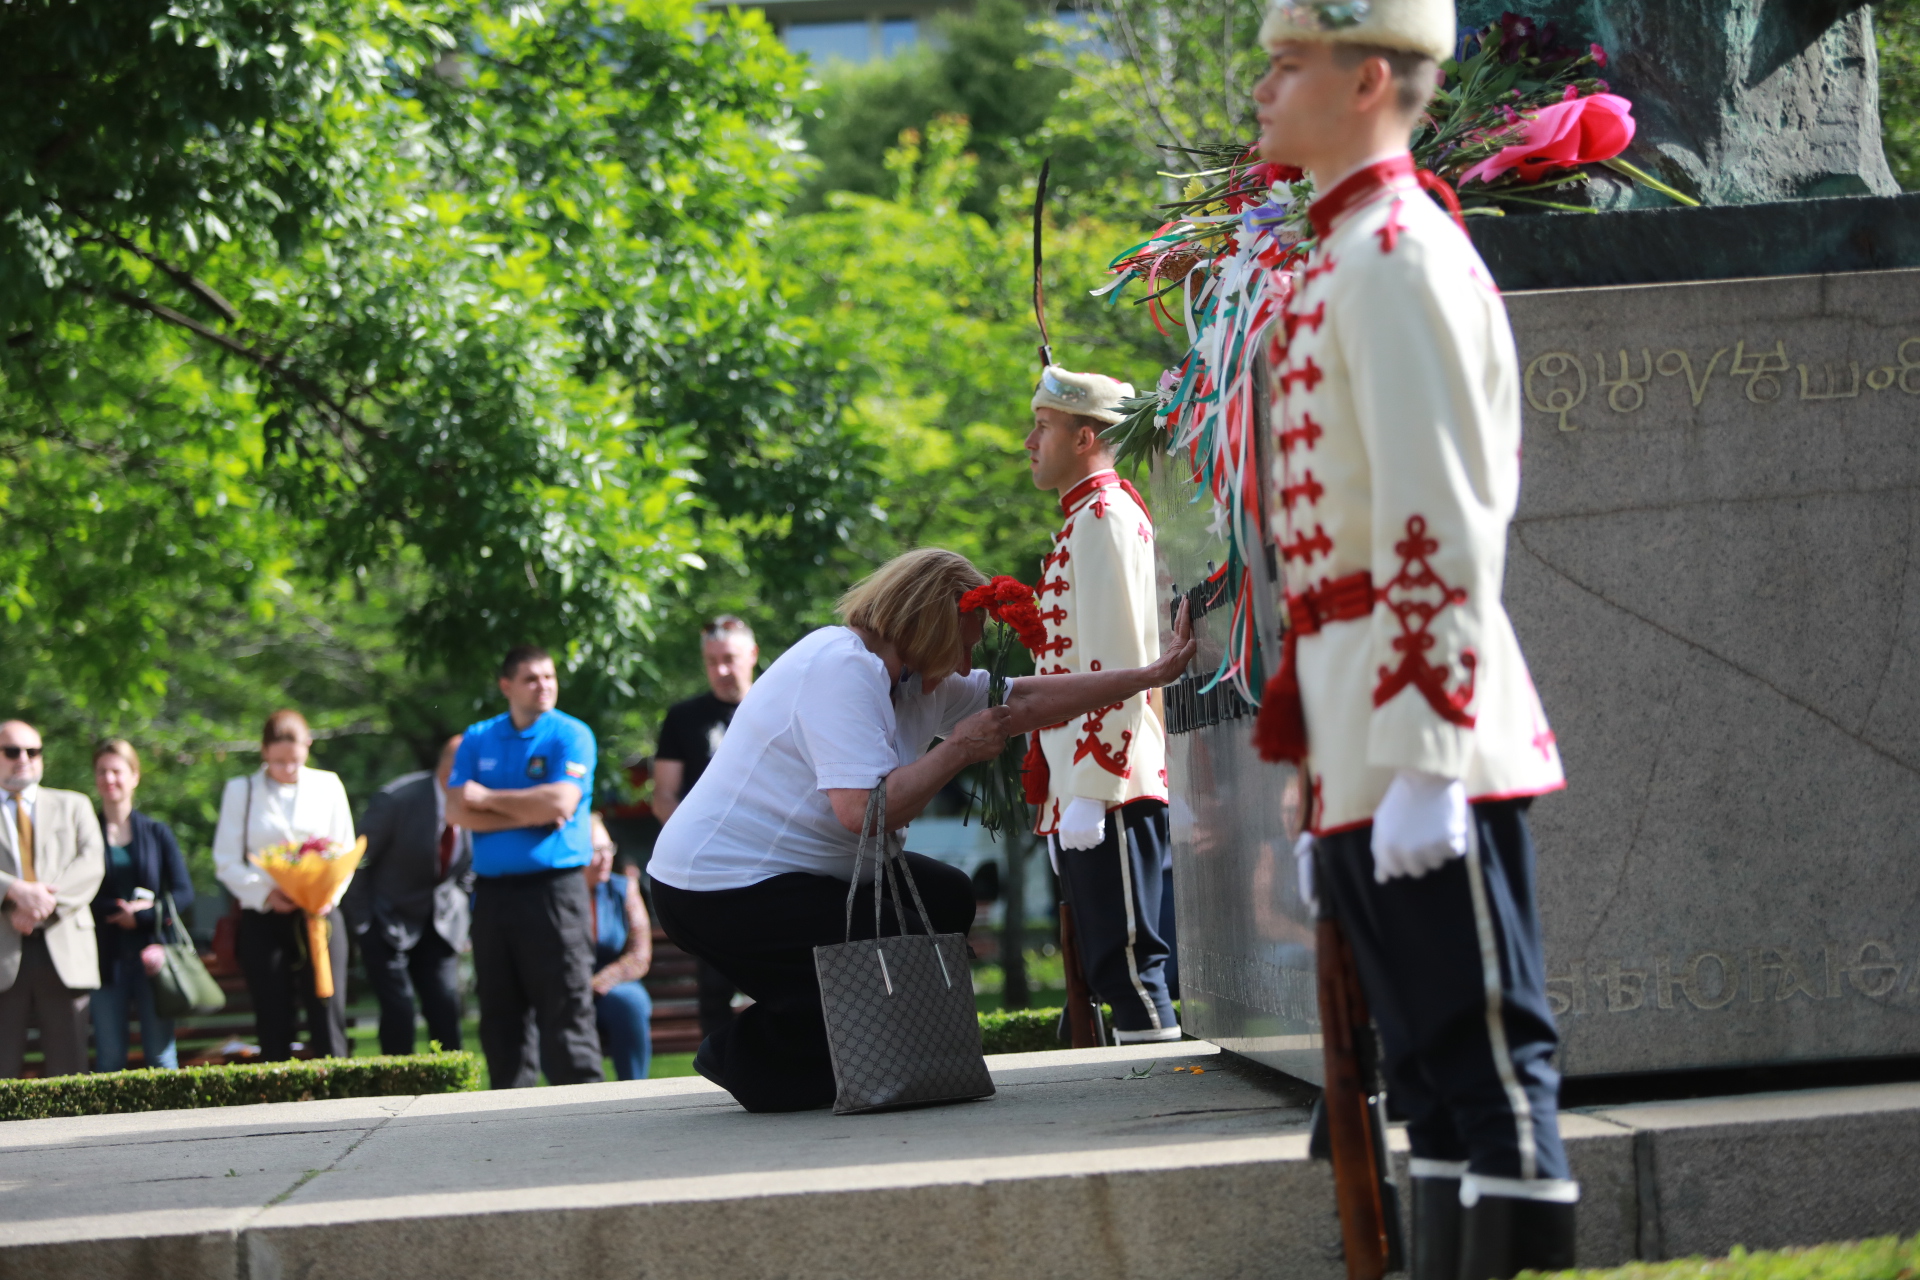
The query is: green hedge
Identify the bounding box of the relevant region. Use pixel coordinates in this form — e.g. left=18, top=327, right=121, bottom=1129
left=1545, top=1235, right=1920, bottom=1280
left=976, top=1000, right=1185, bottom=1055
left=978, top=1007, right=1065, bottom=1055
left=0, top=1051, right=482, bottom=1122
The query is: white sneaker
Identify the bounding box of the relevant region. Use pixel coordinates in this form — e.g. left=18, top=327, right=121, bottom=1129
left=1113, top=1024, right=1184, bottom=1044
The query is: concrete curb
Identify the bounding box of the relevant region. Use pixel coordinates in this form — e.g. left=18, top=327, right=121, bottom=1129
left=2, top=1049, right=1916, bottom=1279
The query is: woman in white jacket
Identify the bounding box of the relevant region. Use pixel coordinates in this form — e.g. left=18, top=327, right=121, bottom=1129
left=213, top=709, right=356, bottom=1060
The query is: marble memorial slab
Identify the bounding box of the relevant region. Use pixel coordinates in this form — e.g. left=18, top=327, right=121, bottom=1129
left=1157, top=266, right=1920, bottom=1081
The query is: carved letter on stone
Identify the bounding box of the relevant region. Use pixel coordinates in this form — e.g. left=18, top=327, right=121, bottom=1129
left=1598, top=348, right=1654, bottom=412
left=1655, top=956, right=1680, bottom=1010
left=1593, top=959, right=1647, bottom=1013
left=1657, top=347, right=1730, bottom=407
left=1861, top=339, right=1920, bottom=393
left=1798, top=363, right=1861, bottom=401
left=1681, top=952, right=1739, bottom=1010
left=1525, top=352, right=1587, bottom=431
left=1757, top=947, right=1824, bottom=1002
left=1546, top=959, right=1586, bottom=1016
left=1730, top=340, right=1790, bottom=403
left=1841, top=941, right=1903, bottom=998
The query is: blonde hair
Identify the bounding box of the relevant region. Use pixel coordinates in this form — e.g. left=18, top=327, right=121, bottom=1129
left=93, top=738, right=141, bottom=773
left=836, top=548, right=988, bottom=684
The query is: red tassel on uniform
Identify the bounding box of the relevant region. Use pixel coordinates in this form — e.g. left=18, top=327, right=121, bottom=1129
left=1021, top=733, right=1050, bottom=806
left=1252, top=629, right=1309, bottom=763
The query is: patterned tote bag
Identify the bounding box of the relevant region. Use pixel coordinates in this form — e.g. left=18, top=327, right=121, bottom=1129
left=813, top=781, right=995, bottom=1115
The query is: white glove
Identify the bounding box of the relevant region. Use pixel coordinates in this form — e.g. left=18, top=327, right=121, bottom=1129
left=1293, top=831, right=1318, bottom=915
left=1056, top=797, right=1110, bottom=852
left=1370, top=770, right=1472, bottom=884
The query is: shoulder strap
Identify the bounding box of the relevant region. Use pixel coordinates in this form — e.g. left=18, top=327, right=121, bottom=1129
left=242, top=775, right=255, bottom=867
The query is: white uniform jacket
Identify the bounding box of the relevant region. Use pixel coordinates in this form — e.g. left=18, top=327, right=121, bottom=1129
left=1271, top=155, right=1564, bottom=834
left=1032, top=470, right=1169, bottom=834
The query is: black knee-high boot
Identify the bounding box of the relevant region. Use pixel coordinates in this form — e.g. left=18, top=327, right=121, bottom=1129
left=1457, top=1181, right=1577, bottom=1280
left=1411, top=1161, right=1467, bottom=1280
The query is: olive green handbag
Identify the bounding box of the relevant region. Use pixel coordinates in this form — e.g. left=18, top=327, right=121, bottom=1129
left=148, top=889, right=227, bottom=1018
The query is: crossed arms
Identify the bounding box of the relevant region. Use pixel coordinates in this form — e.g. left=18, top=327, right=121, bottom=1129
left=446, top=781, right=582, bottom=833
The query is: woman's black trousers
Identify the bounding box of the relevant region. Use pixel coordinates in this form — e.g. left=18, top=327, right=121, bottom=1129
left=651, top=852, right=976, bottom=1112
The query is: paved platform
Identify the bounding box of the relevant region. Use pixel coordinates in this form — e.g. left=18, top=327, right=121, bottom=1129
left=2, top=1045, right=1917, bottom=1280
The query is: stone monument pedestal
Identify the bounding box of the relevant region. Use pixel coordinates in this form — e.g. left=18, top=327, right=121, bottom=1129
left=1160, top=202, right=1920, bottom=1086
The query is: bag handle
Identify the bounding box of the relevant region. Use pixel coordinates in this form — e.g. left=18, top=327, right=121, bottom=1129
left=841, top=779, right=936, bottom=944
left=159, top=888, right=189, bottom=946
left=843, top=782, right=886, bottom=943
left=240, top=774, right=255, bottom=868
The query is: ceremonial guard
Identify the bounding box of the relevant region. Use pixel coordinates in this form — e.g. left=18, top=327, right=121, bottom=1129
left=1249, top=3, right=1574, bottom=1277
left=1024, top=367, right=1179, bottom=1044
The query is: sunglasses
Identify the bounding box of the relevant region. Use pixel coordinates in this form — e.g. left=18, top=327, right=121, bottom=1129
left=1, top=747, right=42, bottom=760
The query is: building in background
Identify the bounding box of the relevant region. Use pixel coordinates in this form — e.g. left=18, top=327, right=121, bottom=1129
left=717, top=0, right=1090, bottom=65
left=724, top=0, right=960, bottom=63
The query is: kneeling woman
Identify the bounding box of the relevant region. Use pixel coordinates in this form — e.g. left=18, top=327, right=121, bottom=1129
left=649, top=547, right=1194, bottom=1112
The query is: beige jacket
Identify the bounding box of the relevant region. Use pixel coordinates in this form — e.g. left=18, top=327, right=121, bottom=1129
left=0, top=786, right=106, bottom=991
left=1032, top=470, right=1169, bottom=834
left=1271, top=157, right=1564, bottom=833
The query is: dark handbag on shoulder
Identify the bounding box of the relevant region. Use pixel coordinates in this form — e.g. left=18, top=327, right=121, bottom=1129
left=149, top=890, right=227, bottom=1019
left=813, top=782, right=995, bottom=1115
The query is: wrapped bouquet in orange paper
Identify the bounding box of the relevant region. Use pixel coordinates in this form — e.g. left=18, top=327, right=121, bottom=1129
left=254, top=836, right=365, bottom=998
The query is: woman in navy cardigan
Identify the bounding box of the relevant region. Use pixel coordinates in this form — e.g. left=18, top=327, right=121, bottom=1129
left=89, top=740, right=195, bottom=1071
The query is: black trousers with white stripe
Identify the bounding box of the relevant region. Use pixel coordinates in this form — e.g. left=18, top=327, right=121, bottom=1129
left=1054, top=799, right=1177, bottom=1036
left=1317, top=799, right=1569, bottom=1180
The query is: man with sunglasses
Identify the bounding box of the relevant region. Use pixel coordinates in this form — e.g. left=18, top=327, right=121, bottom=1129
left=1023, top=366, right=1180, bottom=1045
left=0, top=721, right=105, bottom=1077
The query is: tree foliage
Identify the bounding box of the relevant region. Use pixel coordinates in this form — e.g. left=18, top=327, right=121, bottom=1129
left=1881, top=0, right=1920, bottom=190
left=772, top=114, right=1180, bottom=588
left=1, top=0, right=866, bottom=886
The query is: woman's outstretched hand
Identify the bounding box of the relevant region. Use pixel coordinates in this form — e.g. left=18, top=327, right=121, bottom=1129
left=1145, top=598, right=1197, bottom=688
left=946, top=704, right=1015, bottom=765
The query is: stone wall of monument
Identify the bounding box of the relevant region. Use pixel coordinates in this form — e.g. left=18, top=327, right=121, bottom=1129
left=1506, top=266, right=1920, bottom=1075
left=1454, top=1, right=1897, bottom=205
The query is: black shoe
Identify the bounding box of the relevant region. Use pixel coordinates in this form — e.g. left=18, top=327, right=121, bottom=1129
left=1458, top=1193, right=1576, bottom=1280
left=1412, top=1175, right=1465, bottom=1280
left=692, top=1039, right=722, bottom=1087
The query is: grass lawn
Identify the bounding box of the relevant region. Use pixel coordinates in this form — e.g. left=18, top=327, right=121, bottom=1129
left=345, top=1008, right=697, bottom=1087
left=1548, top=1237, right=1920, bottom=1280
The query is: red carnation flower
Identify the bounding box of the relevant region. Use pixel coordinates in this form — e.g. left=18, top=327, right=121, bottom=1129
left=962, top=575, right=1048, bottom=654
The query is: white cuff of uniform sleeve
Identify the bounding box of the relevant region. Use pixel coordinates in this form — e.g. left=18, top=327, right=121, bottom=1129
left=1459, top=1173, right=1580, bottom=1205
left=1409, top=1158, right=1468, bottom=1179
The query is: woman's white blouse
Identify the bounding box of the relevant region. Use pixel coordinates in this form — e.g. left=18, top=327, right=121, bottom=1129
left=648, top=626, right=991, bottom=892
left=211, top=766, right=356, bottom=912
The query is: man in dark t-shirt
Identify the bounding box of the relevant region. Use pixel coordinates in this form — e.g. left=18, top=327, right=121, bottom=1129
left=651, top=615, right=757, bottom=1037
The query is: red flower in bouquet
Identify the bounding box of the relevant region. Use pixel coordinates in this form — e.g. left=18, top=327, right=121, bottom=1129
left=1460, top=92, right=1636, bottom=186
left=961, top=576, right=1047, bottom=654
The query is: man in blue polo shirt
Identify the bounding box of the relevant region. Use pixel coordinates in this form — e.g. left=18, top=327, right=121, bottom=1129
left=448, top=645, right=603, bottom=1087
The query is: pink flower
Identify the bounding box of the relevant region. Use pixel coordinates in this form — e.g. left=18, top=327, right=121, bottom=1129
left=1460, top=92, right=1636, bottom=186
left=1590, top=42, right=1608, bottom=69
left=1562, top=85, right=1580, bottom=101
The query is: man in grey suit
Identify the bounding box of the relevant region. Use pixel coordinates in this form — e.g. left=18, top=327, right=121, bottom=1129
left=345, top=736, right=474, bottom=1055
left=0, top=720, right=105, bottom=1077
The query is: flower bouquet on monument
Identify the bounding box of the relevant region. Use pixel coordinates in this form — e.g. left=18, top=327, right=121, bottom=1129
left=253, top=836, right=366, bottom=998
left=959, top=575, right=1048, bottom=840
